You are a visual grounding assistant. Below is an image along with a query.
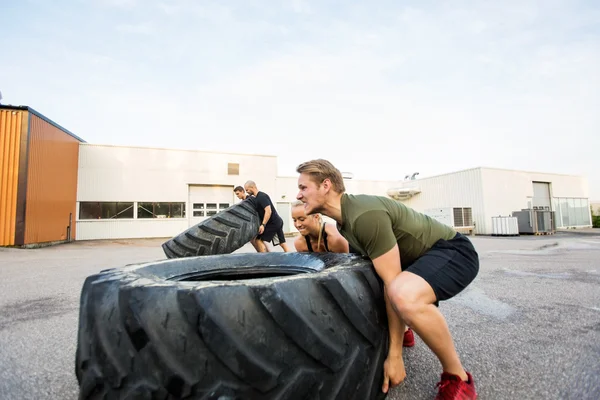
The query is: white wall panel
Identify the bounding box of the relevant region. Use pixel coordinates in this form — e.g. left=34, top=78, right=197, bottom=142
left=397, top=168, right=487, bottom=233
left=480, top=168, right=590, bottom=232
left=76, top=219, right=188, bottom=240
left=345, top=179, right=405, bottom=196
left=77, top=144, right=278, bottom=202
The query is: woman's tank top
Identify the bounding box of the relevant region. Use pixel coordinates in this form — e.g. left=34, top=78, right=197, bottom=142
left=305, top=222, right=330, bottom=252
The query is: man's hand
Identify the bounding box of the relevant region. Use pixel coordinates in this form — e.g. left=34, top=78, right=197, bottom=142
left=258, top=224, right=265, bottom=235
left=382, top=353, right=406, bottom=393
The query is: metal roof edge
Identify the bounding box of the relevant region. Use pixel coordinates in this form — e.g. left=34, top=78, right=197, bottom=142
left=479, top=166, right=587, bottom=178
left=1, top=105, right=86, bottom=143
left=79, top=143, right=278, bottom=158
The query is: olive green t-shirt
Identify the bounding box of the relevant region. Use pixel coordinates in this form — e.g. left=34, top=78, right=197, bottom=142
left=337, top=194, right=457, bottom=266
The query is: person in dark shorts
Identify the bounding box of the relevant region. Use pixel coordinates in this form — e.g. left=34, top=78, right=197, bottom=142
left=244, top=180, right=290, bottom=252
left=295, top=159, right=479, bottom=400
left=291, top=200, right=416, bottom=348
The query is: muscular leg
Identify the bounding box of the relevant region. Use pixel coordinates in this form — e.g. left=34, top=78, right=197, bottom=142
left=280, top=242, right=291, bottom=252
left=387, top=271, right=468, bottom=381
left=250, top=238, right=261, bottom=252
left=260, top=241, right=270, bottom=252
left=253, top=238, right=268, bottom=252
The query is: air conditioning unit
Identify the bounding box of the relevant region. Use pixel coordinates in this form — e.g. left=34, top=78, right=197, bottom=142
left=512, top=209, right=556, bottom=234
left=424, top=207, right=474, bottom=229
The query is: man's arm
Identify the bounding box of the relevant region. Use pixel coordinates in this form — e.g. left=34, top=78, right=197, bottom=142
left=351, top=212, right=406, bottom=391
left=262, top=205, right=272, bottom=226
left=372, top=245, right=406, bottom=392
left=371, top=244, right=404, bottom=342
left=255, top=194, right=272, bottom=235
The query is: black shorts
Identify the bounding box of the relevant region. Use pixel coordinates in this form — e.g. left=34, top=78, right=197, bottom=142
left=257, top=223, right=286, bottom=246
left=404, top=232, right=479, bottom=306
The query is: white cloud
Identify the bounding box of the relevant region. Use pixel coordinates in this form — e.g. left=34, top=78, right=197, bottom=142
left=291, top=0, right=312, bottom=14
left=116, top=22, right=154, bottom=35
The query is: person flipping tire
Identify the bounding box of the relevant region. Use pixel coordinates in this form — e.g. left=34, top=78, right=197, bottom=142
left=295, top=159, right=479, bottom=400
left=244, top=180, right=291, bottom=253
left=291, top=199, right=416, bottom=348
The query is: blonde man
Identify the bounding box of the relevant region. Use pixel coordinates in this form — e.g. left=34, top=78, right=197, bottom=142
left=295, top=159, right=479, bottom=400
left=291, top=200, right=416, bottom=348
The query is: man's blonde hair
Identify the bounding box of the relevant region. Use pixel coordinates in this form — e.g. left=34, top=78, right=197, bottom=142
left=296, top=159, right=346, bottom=193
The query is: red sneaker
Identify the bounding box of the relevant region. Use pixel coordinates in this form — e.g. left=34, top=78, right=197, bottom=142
left=403, top=328, right=415, bottom=347
left=434, top=371, right=477, bottom=400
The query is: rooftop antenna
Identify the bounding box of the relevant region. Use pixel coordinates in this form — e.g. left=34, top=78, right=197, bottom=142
left=410, top=172, right=419, bottom=180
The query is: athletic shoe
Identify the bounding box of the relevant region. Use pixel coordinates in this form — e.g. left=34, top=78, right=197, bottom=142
left=434, top=371, right=477, bottom=400
left=403, top=328, right=415, bottom=347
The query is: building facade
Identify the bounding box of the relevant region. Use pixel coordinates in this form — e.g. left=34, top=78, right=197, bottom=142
left=75, top=144, right=280, bottom=240
left=0, top=106, right=84, bottom=246
left=75, top=145, right=403, bottom=240
left=1, top=105, right=594, bottom=246
left=388, top=167, right=592, bottom=235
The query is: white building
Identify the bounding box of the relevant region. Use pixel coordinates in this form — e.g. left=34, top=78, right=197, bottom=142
left=75, top=144, right=593, bottom=241
left=388, top=167, right=592, bottom=235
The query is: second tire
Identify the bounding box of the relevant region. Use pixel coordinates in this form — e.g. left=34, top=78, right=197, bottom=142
left=162, top=197, right=260, bottom=258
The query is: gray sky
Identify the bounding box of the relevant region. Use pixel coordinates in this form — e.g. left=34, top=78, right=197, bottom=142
left=2, top=0, right=599, bottom=199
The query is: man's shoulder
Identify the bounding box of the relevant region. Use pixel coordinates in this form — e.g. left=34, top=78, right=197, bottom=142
left=256, top=191, right=270, bottom=199
left=256, top=191, right=272, bottom=204
left=343, top=193, right=400, bottom=216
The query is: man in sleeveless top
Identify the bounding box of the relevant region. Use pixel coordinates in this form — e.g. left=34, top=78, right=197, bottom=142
left=295, top=159, right=479, bottom=400
left=244, top=180, right=291, bottom=252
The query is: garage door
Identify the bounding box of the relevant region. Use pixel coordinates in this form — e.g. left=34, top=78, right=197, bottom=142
left=532, top=182, right=551, bottom=209
left=188, top=185, right=235, bottom=227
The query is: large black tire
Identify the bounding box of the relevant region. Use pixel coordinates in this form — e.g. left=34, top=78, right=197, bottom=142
left=75, top=253, right=389, bottom=400
left=162, top=198, right=260, bottom=258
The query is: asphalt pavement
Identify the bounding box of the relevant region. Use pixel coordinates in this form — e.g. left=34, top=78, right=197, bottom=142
left=0, top=233, right=599, bottom=399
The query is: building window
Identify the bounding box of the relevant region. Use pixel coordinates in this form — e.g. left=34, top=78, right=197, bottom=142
left=228, top=163, right=240, bottom=175
left=192, top=202, right=230, bottom=218
left=552, top=198, right=590, bottom=228
left=138, top=202, right=186, bottom=218
left=79, top=202, right=134, bottom=219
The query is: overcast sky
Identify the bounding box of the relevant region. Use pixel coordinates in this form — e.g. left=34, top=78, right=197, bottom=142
left=2, top=0, right=599, bottom=199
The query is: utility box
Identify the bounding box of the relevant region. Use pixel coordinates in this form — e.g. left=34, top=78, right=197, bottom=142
left=491, top=216, right=519, bottom=236
left=424, top=207, right=474, bottom=234
left=512, top=209, right=556, bottom=234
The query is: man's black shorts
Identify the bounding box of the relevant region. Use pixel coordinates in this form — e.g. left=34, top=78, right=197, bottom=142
left=257, top=222, right=286, bottom=245
left=404, top=232, right=479, bottom=306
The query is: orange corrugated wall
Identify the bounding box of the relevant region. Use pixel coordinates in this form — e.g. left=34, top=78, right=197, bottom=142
left=24, top=114, right=80, bottom=244
left=0, top=109, right=25, bottom=246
